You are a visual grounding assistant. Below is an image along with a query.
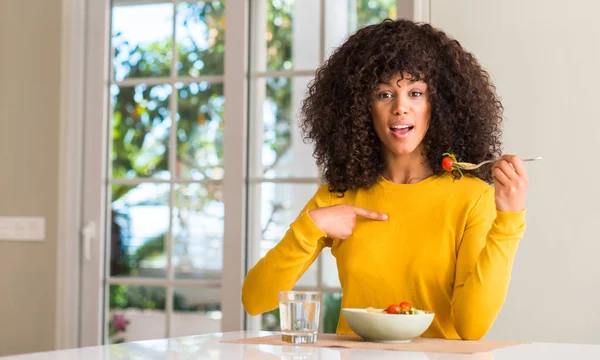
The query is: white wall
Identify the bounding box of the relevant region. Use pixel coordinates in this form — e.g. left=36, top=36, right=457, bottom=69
left=0, top=0, right=62, bottom=356
left=430, top=0, right=600, bottom=344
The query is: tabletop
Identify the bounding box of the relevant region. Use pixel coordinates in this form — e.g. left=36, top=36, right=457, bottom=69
left=2, top=331, right=600, bottom=360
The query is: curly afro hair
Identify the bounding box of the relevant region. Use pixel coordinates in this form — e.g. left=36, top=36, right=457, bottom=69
left=300, top=18, right=503, bottom=194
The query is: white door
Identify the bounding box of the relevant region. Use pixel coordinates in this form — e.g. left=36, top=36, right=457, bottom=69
left=79, top=0, right=247, bottom=345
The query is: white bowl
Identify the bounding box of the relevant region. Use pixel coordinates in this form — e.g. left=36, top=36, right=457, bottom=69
left=342, top=308, right=435, bottom=343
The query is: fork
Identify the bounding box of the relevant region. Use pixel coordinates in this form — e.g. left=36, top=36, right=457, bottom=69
left=455, top=156, right=543, bottom=171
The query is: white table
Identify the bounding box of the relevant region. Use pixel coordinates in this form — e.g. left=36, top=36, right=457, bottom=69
left=2, top=331, right=600, bottom=360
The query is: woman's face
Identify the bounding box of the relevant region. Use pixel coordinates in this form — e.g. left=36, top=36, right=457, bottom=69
left=370, top=72, right=431, bottom=158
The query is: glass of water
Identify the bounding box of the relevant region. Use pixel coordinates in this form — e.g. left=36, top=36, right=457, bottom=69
left=279, top=291, right=321, bottom=344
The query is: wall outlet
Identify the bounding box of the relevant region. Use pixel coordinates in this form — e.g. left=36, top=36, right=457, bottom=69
left=0, top=217, right=45, bottom=241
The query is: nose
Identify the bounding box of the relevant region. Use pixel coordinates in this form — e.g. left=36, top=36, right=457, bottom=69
left=392, top=98, right=408, bottom=116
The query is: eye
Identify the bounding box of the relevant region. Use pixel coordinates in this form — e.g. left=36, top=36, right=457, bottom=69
left=377, top=92, right=393, bottom=99
left=410, top=91, right=423, bottom=97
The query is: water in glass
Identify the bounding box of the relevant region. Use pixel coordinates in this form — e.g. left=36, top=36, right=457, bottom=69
left=279, top=291, right=321, bottom=344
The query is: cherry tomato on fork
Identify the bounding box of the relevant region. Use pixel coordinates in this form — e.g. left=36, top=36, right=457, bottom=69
left=442, top=156, right=454, bottom=172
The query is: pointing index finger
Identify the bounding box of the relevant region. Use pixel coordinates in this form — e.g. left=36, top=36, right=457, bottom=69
left=352, top=206, right=388, bottom=220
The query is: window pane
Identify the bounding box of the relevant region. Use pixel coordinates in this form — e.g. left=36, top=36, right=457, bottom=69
left=176, top=82, right=224, bottom=180
left=173, top=183, right=223, bottom=280
left=321, top=247, right=341, bottom=288
left=170, top=287, right=221, bottom=336
left=176, top=1, right=226, bottom=77
left=325, top=0, right=396, bottom=59
left=247, top=183, right=320, bottom=287
left=112, top=3, right=173, bottom=81
left=251, top=0, right=321, bottom=72
left=249, top=77, right=319, bottom=179
left=261, top=309, right=280, bottom=331
left=107, top=285, right=166, bottom=343
left=355, top=0, right=397, bottom=28
left=111, top=84, right=172, bottom=180
left=110, top=183, right=170, bottom=278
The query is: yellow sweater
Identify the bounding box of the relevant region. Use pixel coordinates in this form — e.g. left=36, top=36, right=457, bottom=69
left=241, top=172, right=526, bottom=340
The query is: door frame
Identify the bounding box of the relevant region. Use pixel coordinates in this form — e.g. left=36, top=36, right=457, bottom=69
left=55, top=0, right=87, bottom=350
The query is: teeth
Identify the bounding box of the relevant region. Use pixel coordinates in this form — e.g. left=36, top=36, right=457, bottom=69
left=391, top=125, right=411, bottom=130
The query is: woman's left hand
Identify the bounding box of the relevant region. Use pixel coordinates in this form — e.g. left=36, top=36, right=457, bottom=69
left=492, top=154, right=529, bottom=212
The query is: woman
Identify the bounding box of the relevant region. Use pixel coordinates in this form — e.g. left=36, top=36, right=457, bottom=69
left=241, top=18, right=528, bottom=340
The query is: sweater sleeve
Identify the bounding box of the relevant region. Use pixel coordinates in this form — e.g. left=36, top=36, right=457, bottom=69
left=451, top=187, right=526, bottom=340
left=241, top=185, right=333, bottom=316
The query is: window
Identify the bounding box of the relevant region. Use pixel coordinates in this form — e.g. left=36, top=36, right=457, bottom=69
left=106, top=0, right=226, bottom=343
left=245, top=0, right=397, bottom=333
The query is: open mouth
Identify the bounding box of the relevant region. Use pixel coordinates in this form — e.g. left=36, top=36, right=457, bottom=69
left=389, top=125, right=414, bottom=138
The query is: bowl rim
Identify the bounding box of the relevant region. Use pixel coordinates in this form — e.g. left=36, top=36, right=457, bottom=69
left=342, top=308, right=435, bottom=315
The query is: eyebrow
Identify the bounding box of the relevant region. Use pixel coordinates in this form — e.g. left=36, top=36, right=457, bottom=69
left=377, top=79, right=421, bottom=87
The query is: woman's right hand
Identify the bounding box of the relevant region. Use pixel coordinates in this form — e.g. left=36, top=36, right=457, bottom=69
left=308, top=204, right=388, bottom=240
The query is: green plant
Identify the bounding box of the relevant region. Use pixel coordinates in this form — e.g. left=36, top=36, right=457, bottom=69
left=323, top=293, right=342, bottom=333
